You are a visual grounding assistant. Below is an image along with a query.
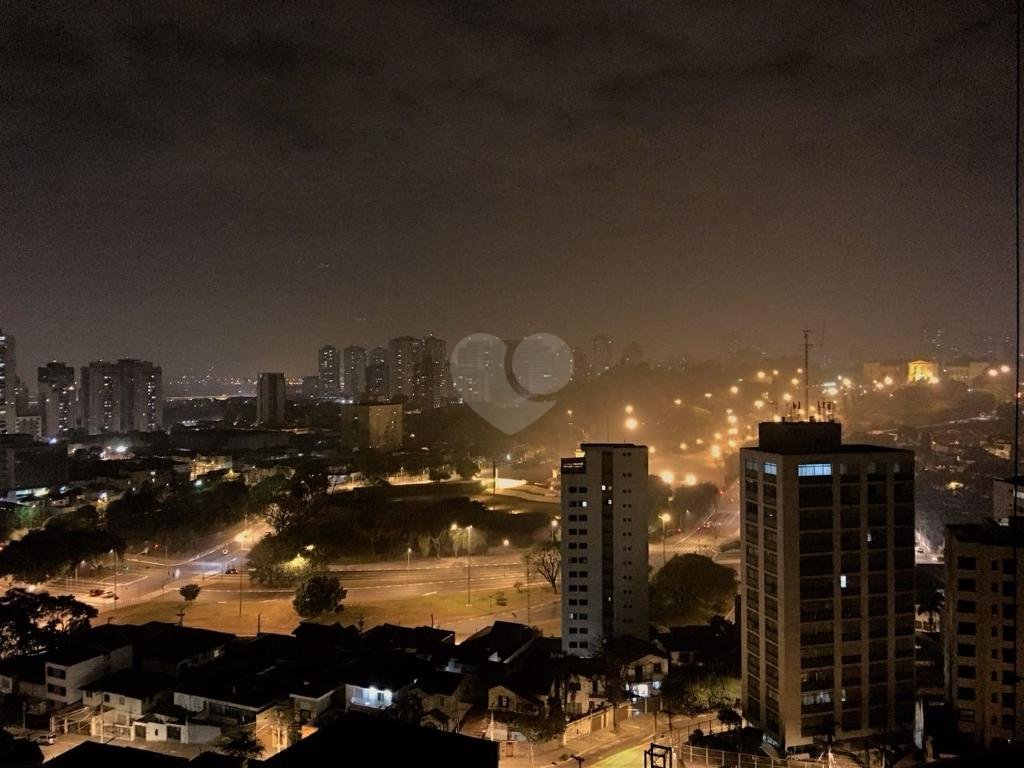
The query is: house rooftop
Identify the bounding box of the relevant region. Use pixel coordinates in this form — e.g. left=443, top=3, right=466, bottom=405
left=409, top=669, right=464, bottom=696
left=947, top=518, right=1024, bottom=547
left=82, top=668, right=174, bottom=700
left=361, top=623, right=455, bottom=653
left=46, top=741, right=187, bottom=767
left=259, top=711, right=498, bottom=767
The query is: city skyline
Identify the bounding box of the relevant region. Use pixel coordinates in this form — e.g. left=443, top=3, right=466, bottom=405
left=1, top=1, right=1016, bottom=376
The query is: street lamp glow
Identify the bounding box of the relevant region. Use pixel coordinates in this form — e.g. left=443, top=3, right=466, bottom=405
left=660, top=512, right=671, bottom=523
left=754, top=399, right=765, bottom=409
left=791, top=377, right=799, bottom=386
left=988, top=368, right=999, bottom=377
left=624, top=404, right=634, bottom=414
left=782, top=393, right=792, bottom=402
left=625, top=416, right=639, bottom=430
left=502, top=538, right=510, bottom=547
left=704, top=392, right=712, bottom=398
left=673, top=398, right=682, bottom=405
left=1001, top=364, right=1011, bottom=373
left=710, top=444, right=722, bottom=459
left=659, top=470, right=675, bottom=485
left=679, top=442, right=688, bottom=451
left=883, top=375, right=894, bottom=385
left=756, top=371, right=765, bottom=379
left=683, top=473, right=697, bottom=486
left=729, top=385, right=739, bottom=394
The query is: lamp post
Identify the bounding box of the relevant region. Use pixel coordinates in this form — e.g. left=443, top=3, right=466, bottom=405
left=660, top=513, right=671, bottom=568
left=466, top=525, right=473, bottom=607
left=502, top=539, right=510, bottom=577
left=407, top=547, right=412, bottom=582
left=550, top=518, right=559, bottom=544
left=111, top=549, right=118, bottom=608
left=450, top=522, right=459, bottom=557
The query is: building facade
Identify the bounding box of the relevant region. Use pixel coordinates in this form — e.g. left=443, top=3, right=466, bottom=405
left=38, top=362, right=77, bottom=437
left=388, top=336, right=422, bottom=402
left=338, top=403, right=403, bottom=451
left=740, top=421, right=915, bottom=753
left=943, top=520, right=1024, bottom=744
left=365, top=360, right=390, bottom=404
left=80, top=360, right=162, bottom=434
left=416, top=335, right=446, bottom=409
left=560, top=443, right=650, bottom=657
left=344, top=345, right=367, bottom=399
left=319, top=345, right=340, bottom=395
left=0, top=329, right=13, bottom=435
left=257, top=373, right=287, bottom=427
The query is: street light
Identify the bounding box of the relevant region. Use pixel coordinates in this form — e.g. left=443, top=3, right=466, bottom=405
left=550, top=518, right=559, bottom=544
left=660, top=513, right=671, bottom=568
left=407, top=547, right=412, bottom=582
left=466, top=525, right=473, bottom=607
left=502, top=539, right=510, bottom=577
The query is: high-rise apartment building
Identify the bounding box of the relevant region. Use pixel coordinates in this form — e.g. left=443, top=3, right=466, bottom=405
left=740, top=421, right=915, bottom=753
left=0, top=329, right=14, bottom=435
left=344, top=346, right=367, bottom=399
left=388, top=336, right=422, bottom=402
left=589, top=334, right=613, bottom=378
left=256, top=373, right=287, bottom=427
left=944, top=519, right=1023, bottom=744
left=452, top=335, right=503, bottom=403
left=37, top=362, right=76, bottom=437
left=560, top=443, right=650, bottom=657
left=318, top=345, right=340, bottom=395
left=80, top=359, right=162, bottom=434
left=416, top=335, right=446, bottom=409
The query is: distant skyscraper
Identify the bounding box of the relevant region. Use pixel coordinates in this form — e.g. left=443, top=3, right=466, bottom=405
left=344, top=345, right=368, bottom=398
left=257, top=373, right=287, bottom=427
left=740, top=420, right=915, bottom=752
left=365, top=360, right=390, bottom=403
left=388, top=336, right=422, bottom=401
left=560, top=443, right=650, bottom=656
left=452, top=335, right=502, bottom=403
left=38, top=362, right=76, bottom=438
left=0, top=329, right=13, bottom=435
left=416, top=335, right=446, bottom=409
left=318, top=345, right=340, bottom=395
left=80, top=359, right=162, bottom=434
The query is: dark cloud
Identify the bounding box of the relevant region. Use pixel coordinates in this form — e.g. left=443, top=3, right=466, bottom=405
left=0, top=0, right=1015, bottom=378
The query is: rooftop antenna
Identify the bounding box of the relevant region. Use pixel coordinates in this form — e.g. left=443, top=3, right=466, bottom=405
left=802, top=329, right=814, bottom=420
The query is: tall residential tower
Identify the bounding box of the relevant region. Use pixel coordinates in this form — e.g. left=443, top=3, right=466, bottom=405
left=560, top=443, right=650, bottom=656
left=740, top=420, right=915, bottom=753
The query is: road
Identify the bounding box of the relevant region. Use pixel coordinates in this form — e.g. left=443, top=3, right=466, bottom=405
left=649, top=479, right=741, bottom=575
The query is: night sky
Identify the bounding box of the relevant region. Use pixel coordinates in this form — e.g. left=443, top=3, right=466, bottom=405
left=1, top=1, right=1016, bottom=378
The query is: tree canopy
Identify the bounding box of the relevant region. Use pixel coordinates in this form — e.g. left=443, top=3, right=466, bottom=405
left=293, top=574, right=346, bottom=617
left=650, top=554, right=737, bottom=624
left=0, top=589, right=97, bottom=659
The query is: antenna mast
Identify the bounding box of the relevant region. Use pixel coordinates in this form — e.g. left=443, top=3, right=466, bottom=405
left=802, top=329, right=813, bottom=419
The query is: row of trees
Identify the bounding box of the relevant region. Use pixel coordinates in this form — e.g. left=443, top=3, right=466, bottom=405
left=0, top=526, right=124, bottom=584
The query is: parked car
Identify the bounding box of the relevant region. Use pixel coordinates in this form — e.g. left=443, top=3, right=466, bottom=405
left=224, top=568, right=239, bottom=575
left=88, top=588, right=104, bottom=597
left=30, top=733, right=56, bottom=745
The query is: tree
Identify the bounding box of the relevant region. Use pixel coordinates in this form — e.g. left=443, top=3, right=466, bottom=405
left=497, top=711, right=566, bottom=764
left=0, top=589, right=97, bottom=658
left=292, top=575, right=346, bottom=617
left=717, top=707, right=742, bottom=731
left=0, top=527, right=124, bottom=584
left=220, top=730, right=264, bottom=764
left=428, top=466, right=452, bottom=482
left=454, top=457, right=479, bottom=481
left=671, top=482, right=720, bottom=520
left=530, top=543, right=561, bottom=594
left=650, top=554, right=737, bottom=624
left=179, top=584, right=202, bottom=602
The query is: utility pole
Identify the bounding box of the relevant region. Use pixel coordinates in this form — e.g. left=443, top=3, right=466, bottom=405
left=525, top=555, right=532, bottom=625
left=466, top=526, right=473, bottom=607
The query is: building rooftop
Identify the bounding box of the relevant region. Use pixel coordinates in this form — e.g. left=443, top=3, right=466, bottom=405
left=579, top=442, right=646, bottom=449
left=259, top=711, right=498, bottom=767
left=46, top=741, right=187, bottom=767
left=747, top=421, right=907, bottom=455
left=81, top=669, right=174, bottom=700
left=947, top=518, right=1024, bottom=547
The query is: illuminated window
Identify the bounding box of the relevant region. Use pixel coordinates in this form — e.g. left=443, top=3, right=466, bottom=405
left=798, top=463, right=831, bottom=477
left=764, top=462, right=778, bottom=476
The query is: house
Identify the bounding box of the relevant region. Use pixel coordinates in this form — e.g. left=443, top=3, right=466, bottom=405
left=43, top=630, right=133, bottom=706
left=446, top=621, right=538, bottom=673
left=124, top=623, right=234, bottom=676
left=83, top=669, right=174, bottom=739
left=360, top=624, right=455, bottom=658
left=290, top=622, right=360, bottom=653
left=129, top=705, right=222, bottom=746
left=488, top=658, right=599, bottom=718
left=0, top=654, right=47, bottom=703
left=255, top=711, right=498, bottom=768
left=402, top=670, right=471, bottom=731
left=603, top=635, right=668, bottom=698
left=287, top=665, right=348, bottom=724
left=342, top=653, right=425, bottom=712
